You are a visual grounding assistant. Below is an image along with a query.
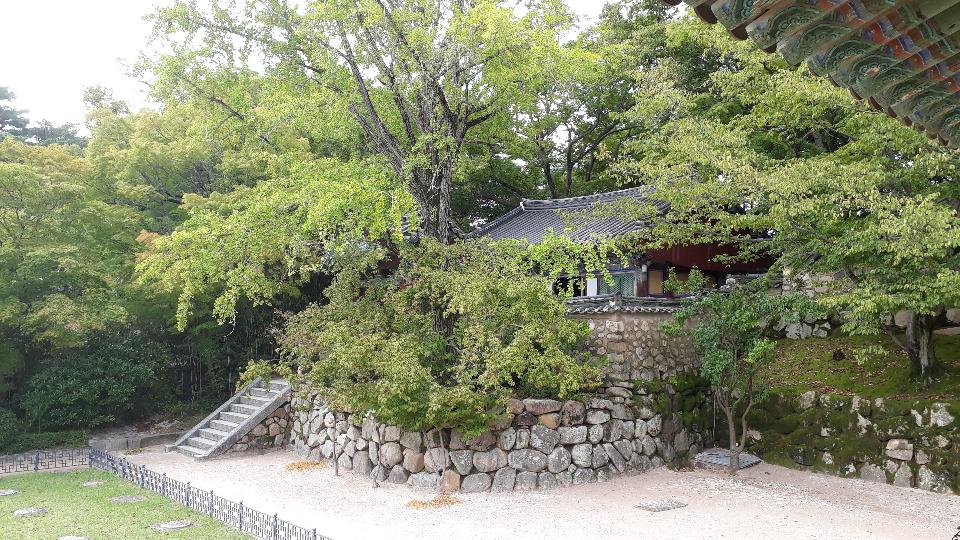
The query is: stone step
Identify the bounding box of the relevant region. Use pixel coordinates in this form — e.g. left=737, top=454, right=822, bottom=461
left=268, top=380, right=287, bottom=392
left=219, top=411, right=250, bottom=424
left=188, top=437, right=215, bottom=450
left=230, top=403, right=260, bottom=415
left=176, top=444, right=206, bottom=457
left=239, top=395, right=272, bottom=407
left=210, top=419, right=239, bottom=432
left=249, top=388, right=277, bottom=399
left=198, top=428, right=230, bottom=441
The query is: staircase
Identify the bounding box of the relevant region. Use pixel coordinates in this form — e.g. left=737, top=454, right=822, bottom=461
left=168, top=378, right=291, bottom=460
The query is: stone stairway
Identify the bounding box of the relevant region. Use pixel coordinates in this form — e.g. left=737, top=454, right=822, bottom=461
left=168, top=378, right=291, bottom=460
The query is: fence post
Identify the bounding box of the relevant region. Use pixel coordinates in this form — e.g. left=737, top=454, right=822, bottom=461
left=33, top=450, right=39, bottom=471
left=272, top=513, right=278, bottom=540
left=208, top=490, right=214, bottom=516
left=162, top=473, right=167, bottom=497
left=238, top=501, right=244, bottom=532
left=186, top=482, right=191, bottom=509
left=312, top=528, right=317, bottom=540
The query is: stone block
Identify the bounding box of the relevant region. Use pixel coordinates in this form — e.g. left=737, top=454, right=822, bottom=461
left=523, top=399, right=562, bottom=415
left=403, top=449, right=425, bottom=473
left=559, top=426, right=587, bottom=445
left=473, top=449, right=508, bottom=473
left=561, top=401, right=586, bottom=426
left=450, top=450, right=474, bottom=475
left=508, top=449, right=548, bottom=472
left=492, top=467, right=517, bottom=492
left=461, top=473, right=492, bottom=493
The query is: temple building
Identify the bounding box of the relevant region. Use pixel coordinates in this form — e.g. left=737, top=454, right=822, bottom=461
left=472, top=187, right=770, bottom=305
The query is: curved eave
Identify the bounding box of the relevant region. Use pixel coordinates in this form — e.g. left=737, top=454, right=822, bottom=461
left=668, top=0, right=960, bottom=147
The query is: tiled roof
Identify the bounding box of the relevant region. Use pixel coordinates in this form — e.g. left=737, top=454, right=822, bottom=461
left=470, top=187, right=668, bottom=244
left=565, top=295, right=684, bottom=314
left=664, top=0, right=960, bottom=147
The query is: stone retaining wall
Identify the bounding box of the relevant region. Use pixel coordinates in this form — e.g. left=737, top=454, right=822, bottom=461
left=747, top=391, right=959, bottom=494
left=227, top=403, right=291, bottom=454
left=289, top=377, right=712, bottom=492
left=572, top=312, right=699, bottom=384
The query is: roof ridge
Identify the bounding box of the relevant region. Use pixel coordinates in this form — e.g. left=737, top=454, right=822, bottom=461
left=521, top=186, right=653, bottom=211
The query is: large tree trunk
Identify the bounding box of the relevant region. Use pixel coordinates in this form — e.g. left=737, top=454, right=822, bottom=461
left=904, top=312, right=940, bottom=386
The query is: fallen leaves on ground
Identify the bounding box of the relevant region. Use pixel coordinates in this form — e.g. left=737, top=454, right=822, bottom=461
left=406, top=493, right=463, bottom=509
left=284, top=460, right=328, bottom=472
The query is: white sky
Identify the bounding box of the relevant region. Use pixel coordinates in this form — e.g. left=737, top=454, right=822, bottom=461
left=0, top=0, right=606, bottom=129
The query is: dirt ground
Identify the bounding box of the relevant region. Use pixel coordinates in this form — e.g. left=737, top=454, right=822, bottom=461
left=128, top=447, right=960, bottom=540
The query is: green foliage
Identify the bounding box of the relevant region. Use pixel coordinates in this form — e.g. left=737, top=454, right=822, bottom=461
left=663, top=271, right=812, bottom=469
left=281, top=239, right=603, bottom=437
left=0, top=430, right=89, bottom=454
left=0, top=407, right=18, bottom=449
left=614, top=16, right=960, bottom=383
left=137, top=157, right=413, bottom=330
left=20, top=330, right=171, bottom=431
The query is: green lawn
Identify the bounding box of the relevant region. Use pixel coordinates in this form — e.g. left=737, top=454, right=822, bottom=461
left=0, top=469, right=249, bottom=539
left=764, top=332, right=960, bottom=401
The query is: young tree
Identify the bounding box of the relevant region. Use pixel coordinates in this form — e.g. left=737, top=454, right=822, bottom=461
left=663, top=272, right=808, bottom=473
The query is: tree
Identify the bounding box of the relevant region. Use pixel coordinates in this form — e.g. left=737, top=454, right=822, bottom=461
left=150, top=0, right=574, bottom=243
left=0, top=87, right=28, bottom=136
left=280, top=239, right=602, bottom=436
left=613, top=16, right=960, bottom=386
left=663, top=271, right=809, bottom=473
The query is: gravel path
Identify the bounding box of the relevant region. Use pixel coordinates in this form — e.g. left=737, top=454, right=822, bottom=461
left=129, top=447, right=960, bottom=540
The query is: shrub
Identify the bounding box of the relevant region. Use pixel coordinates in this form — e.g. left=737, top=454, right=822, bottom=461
left=21, top=329, right=171, bottom=431
left=0, top=430, right=89, bottom=454
left=0, top=407, right=19, bottom=449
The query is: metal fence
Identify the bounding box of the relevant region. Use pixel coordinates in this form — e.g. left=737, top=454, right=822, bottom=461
left=2, top=447, right=331, bottom=540
left=0, top=447, right=90, bottom=474
left=88, top=448, right=332, bottom=540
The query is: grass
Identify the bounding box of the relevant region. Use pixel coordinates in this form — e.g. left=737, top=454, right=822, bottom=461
left=763, top=332, right=960, bottom=401
left=0, top=469, right=249, bottom=539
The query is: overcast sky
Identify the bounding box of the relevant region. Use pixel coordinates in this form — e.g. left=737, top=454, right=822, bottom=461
left=1, top=1, right=606, bottom=129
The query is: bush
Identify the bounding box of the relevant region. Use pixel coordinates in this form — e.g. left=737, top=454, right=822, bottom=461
left=0, top=407, right=19, bottom=449
left=0, top=430, right=88, bottom=454
left=20, top=329, right=172, bottom=431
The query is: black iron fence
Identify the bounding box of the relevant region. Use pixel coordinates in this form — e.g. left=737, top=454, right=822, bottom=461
left=0, top=447, right=90, bottom=474
left=2, top=447, right=331, bottom=540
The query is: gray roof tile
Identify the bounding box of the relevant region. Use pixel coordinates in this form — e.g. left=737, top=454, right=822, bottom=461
left=471, top=187, right=667, bottom=244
